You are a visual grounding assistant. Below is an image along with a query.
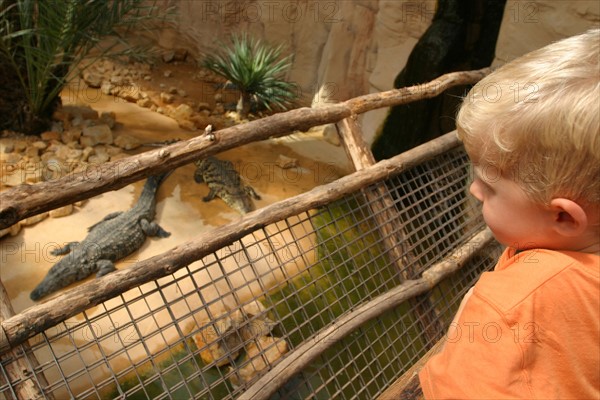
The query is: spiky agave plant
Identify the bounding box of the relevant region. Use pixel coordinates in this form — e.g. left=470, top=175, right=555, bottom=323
left=0, top=0, right=170, bottom=135
left=203, top=33, right=297, bottom=119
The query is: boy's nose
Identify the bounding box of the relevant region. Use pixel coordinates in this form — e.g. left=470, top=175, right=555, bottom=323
left=469, top=181, right=484, bottom=202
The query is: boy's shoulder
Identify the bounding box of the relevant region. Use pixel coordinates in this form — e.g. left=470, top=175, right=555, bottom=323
left=474, top=248, right=599, bottom=313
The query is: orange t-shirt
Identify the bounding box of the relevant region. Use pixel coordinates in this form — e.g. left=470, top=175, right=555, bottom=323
left=419, top=248, right=600, bottom=399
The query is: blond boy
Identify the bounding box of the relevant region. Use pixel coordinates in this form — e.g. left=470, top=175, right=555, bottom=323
left=419, top=29, right=600, bottom=398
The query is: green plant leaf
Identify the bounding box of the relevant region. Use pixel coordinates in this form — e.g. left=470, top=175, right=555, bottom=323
left=202, top=33, right=297, bottom=118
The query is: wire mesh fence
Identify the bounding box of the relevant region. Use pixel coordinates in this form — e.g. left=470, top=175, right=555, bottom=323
left=0, top=145, right=502, bottom=400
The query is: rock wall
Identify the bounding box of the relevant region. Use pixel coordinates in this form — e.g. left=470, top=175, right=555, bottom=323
left=144, top=0, right=434, bottom=142
left=145, top=0, right=598, bottom=144
left=493, top=0, right=599, bottom=66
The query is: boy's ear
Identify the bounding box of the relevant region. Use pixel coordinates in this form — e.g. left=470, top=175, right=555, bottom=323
left=549, top=198, right=588, bottom=237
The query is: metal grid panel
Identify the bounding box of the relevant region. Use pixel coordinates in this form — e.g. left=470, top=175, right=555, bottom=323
left=0, top=146, right=502, bottom=399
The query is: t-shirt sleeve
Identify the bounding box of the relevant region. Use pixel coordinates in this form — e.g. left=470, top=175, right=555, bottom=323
left=418, top=291, right=533, bottom=399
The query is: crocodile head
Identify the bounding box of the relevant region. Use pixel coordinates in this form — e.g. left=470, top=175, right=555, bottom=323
left=220, top=193, right=255, bottom=214
left=30, top=243, right=102, bottom=301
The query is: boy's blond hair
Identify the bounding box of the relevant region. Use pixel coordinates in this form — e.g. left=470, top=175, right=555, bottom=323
left=457, top=29, right=599, bottom=206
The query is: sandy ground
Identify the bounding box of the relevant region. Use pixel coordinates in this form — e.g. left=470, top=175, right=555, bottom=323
left=2, top=65, right=353, bottom=306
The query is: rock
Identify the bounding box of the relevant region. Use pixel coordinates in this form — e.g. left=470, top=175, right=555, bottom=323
left=21, top=212, right=49, bottom=227
left=1, top=140, right=15, bottom=153
left=168, top=86, right=178, bottom=95
left=170, top=103, right=194, bottom=122
left=49, top=204, right=73, bottom=218
left=22, top=163, right=43, bottom=183
left=118, top=83, right=143, bottom=102
left=65, top=148, right=83, bottom=161
left=24, top=146, right=39, bottom=159
left=114, top=134, right=142, bottom=150
left=79, top=137, right=95, bottom=148
left=162, top=50, right=176, bottom=63
left=70, top=115, right=85, bottom=128
left=88, top=153, right=110, bottom=164
left=0, top=223, right=21, bottom=239
left=163, top=70, right=173, bottom=78
left=228, top=336, right=288, bottom=387
left=61, top=128, right=82, bottom=144
left=137, top=98, right=155, bottom=108
left=62, top=105, right=99, bottom=121
left=177, top=119, right=197, bottom=131
left=197, top=102, right=211, bottom=112
left=32, top=141, right=48, bottom=150
left=163, top=48, right=188, bottom=63
left=13, top=141, right=27, bottom=152
left=212, top=103, right=225, bottom=115
left=193, top=301, right=275, bottom=368
left=173, top=48, right=188, bottom=61
left=42, top=157, right=69, bottom=181
left=0, top=152, right=21, bottom=164
left=40, top=131, right=61, bottom=141
left=177, top=89, right=188, bottom=97
left=50, top=121, right=64, bottom=133
left=83, top=72, right=103, bottom=88
left=52, top=144, right=72, bottom=160
left=214, top=93, right=223, bottom=102
left=81, top=124, right=113, bottom=146
left=1, top=170, right=25, bottom=187
left=194, top=315, right=243, bottom=367
left=98, top=144, right=122, bottom=157
left=99, top=112, right=117, bottom=129
left=235, top=301, right=276, bottom=341
left=101, top=81, right=114, bottom=95
left=110, top=75, right=124, bottom=85
left=80, top=146, right=95, bottom=162
left=160, top=92, right=175, bottom=104
left=275, top=155, right=298, bottom=169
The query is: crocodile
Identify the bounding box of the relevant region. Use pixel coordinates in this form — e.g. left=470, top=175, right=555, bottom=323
left=193, top=156, right=261, bottom=214
left=30, top=172, right=172, bottom=301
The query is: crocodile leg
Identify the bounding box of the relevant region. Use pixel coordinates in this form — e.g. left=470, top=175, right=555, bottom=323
left=50, top=241, right=79, bottom=256
left=194, top=169, right=205, bottom=183
left=95, top=260, right=116, bottom=277
left=245, top=186, right=261, bottom=200
left=140, top=219, right=171, bottom=238
left=203, top=188, right=217, bottom=202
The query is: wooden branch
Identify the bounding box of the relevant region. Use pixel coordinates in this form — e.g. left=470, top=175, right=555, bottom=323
left=335, top=117, right=376, bottom=169
left=0, top=68, right=490, bottom=229
left=238, top=228, right=495, bottom=400
left=345, top=67, right=491, bottom=115
left=0, top=132, right=462, bottom=355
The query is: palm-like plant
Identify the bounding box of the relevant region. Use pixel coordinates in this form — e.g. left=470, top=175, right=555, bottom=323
left=203, top=33, right=297, bottom=119
left=0, top=0, right=169, bottom=135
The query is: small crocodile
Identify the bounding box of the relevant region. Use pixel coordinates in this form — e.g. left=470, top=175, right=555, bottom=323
left=193, top=156, right=260, bottom=214
left=30, top=172, right=172, bottom=301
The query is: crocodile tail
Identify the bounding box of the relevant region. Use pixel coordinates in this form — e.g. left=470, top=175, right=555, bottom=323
left=147, top=170, right=173, bottom=188
left=30, top=284, right=48, bottom=301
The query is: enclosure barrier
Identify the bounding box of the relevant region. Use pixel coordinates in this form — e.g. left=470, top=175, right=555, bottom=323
left=0, top=69, right=501, bottom=400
